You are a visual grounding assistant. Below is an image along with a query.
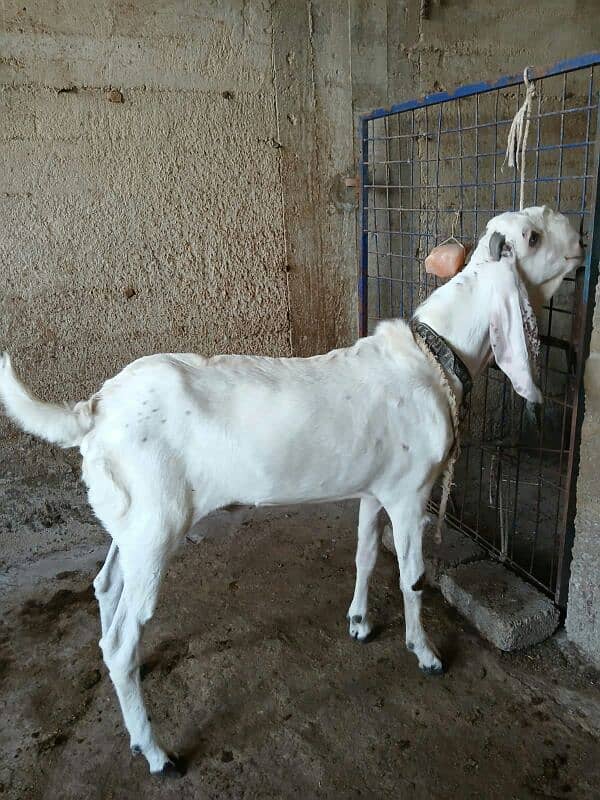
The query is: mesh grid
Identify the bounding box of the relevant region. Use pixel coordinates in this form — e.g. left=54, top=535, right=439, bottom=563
left=359, top=59, right=600, bottom=603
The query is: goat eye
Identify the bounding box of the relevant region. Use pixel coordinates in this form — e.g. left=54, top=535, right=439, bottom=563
left=529, top=231, right=540, bottom=247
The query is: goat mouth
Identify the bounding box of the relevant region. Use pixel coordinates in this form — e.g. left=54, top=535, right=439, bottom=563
left=565, top=252, right=585, bottom=263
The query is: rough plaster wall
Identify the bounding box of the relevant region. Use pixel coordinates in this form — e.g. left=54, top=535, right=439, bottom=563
left=0, top=1, right=290, bottom=419
left=566, top=284, right=600, bottom=666
left=273, top=1, right=357, bottom=357
left=385, top=0, right=598, bottom=98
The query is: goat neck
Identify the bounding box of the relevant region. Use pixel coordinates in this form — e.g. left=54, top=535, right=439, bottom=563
left=413, top=239, right=494, bottom=392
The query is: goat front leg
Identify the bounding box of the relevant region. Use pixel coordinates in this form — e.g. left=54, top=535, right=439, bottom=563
left=384, top=495, right=443, bottom=674
left=347, top=496, right=381, bottom=641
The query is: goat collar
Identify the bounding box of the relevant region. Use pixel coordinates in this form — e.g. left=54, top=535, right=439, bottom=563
left=410, top=319, right=473, bottom=404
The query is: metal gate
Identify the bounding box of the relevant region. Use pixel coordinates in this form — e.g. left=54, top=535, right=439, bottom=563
left=359, top=54, right=600, bottom=605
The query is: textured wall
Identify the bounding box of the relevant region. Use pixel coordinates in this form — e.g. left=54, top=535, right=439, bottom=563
left=0, top=1, right=291, bottom=410
left=349, top=0, right=599, bottom=124
left=273, top=0, right=357, bottom=357
left=566, top=284, right=600, bottom=666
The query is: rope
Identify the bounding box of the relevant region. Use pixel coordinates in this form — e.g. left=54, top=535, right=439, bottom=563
left=451, top=209, right=460, bottom=239
left=412, top=332, right=461, bottom=544
left=438, top=210, right=464, bottom=249
left=503, top=67, right=536, bottom=211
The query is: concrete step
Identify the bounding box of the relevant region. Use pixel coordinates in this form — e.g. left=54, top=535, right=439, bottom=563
left=439, top=560, right=560, bottom=651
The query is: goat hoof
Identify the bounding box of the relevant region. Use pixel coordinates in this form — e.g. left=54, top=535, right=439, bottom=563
left=348, top=612, right=376, bottom=643
left=160, top=755, right=186, bottom=779
left=139, top=662, right=151, bottom=680
left=420, top=663, right=445, bottom=676
left=362, top=624, right=383, bottom=643
left=349, top=625, right=373, bottom=643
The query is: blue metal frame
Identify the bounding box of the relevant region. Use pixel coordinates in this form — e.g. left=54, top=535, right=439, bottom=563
left=361, top=52, right=600, bottom=122
left=358, top=53, right=600, bottom=604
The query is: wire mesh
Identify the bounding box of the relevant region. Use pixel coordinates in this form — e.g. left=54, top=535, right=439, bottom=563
left=359, top=56, right=600, bottom=604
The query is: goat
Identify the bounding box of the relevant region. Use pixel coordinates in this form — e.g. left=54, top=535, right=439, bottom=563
left=0, top=206, right=584, bottom=777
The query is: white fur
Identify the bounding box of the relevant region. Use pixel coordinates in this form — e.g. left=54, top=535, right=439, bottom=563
left=0, top=206, right=583, bottom=775
left=0, top=354, right=94, bottom=447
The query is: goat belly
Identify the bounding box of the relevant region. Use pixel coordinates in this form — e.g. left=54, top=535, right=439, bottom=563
left=424, top=242, right=466, bottom=278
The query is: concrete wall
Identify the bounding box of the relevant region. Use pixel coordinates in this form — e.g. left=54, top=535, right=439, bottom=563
left=273, top=0, right=357, bottom=357
left=0, top=0, right=358, bottom=422
left=566, top=283, right=600, bottom=666
left=0, top=2, right=293, bottom=410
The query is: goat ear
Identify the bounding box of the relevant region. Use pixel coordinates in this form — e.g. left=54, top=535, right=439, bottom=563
left=489, top=245, right=543, bottom=404
left=489, top=231, right=506, bottom=261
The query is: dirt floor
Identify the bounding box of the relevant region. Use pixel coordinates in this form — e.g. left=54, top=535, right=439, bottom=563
left=1, top=438, right=600, bottom=800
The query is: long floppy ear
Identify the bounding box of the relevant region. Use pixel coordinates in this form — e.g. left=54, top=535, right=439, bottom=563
left=489, top=243, right=543, bottom=404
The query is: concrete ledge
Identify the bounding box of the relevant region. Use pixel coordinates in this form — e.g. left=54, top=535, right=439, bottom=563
left=439, top=561, right=560, bottom=651
left=382, top=515, right=486, bottom=586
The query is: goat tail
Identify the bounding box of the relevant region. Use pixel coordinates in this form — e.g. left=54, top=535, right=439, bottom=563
left=0, top=352, right=95, bottom=448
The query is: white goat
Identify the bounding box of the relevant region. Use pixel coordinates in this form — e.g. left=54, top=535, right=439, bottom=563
left=0, top=206, right=584, bottom=777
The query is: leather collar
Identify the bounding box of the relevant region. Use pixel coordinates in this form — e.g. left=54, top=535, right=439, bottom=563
left=410, top=318, right=473, bottom=404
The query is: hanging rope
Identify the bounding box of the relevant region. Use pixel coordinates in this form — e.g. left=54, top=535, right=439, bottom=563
left=451, top=209, right=460, bottom=239
left=503, top=67, right=536, bottom=210
left=412, top=331, right=461, bottom=545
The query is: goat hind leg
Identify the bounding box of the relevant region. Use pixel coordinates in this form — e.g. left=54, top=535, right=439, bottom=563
left=100, top=538, right=182, bottom=776
left=93, top=541, right=123, bottom=636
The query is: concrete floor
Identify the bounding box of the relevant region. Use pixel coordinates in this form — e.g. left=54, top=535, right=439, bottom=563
left=1, top=440, right=600, bottom=800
